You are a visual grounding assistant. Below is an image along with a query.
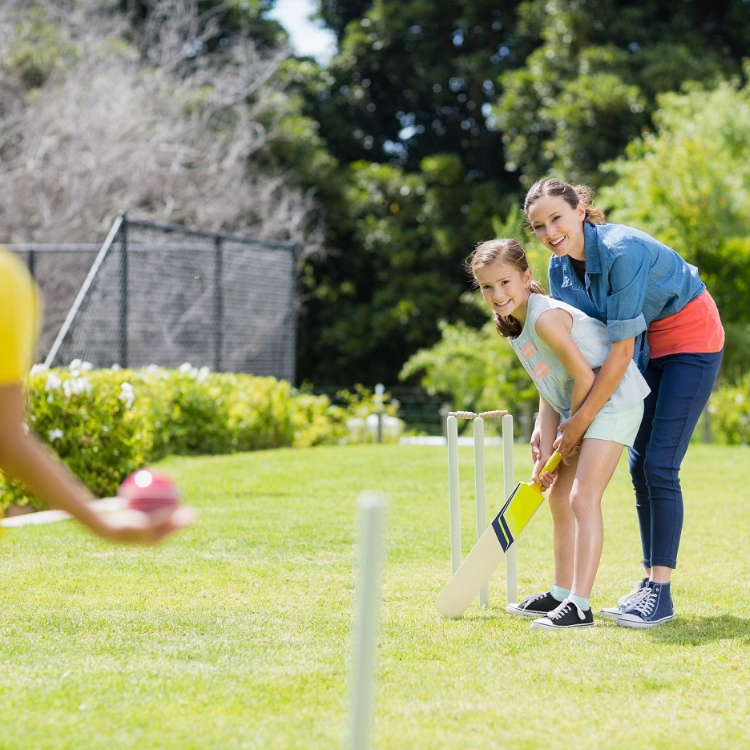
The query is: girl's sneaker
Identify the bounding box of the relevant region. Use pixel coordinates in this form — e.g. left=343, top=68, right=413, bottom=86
left=506, top=591, right=562, bottom=617
left=531, top=600, right=594, bottom=630
left=600, top=577, right=650, bottom=619
left=616, top=582, right=674, bottom=628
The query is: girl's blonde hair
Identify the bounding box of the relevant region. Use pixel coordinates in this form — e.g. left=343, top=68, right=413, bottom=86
left=523, top=177, right=606, bottom=225
left=466, top=238, right=545, bottom=338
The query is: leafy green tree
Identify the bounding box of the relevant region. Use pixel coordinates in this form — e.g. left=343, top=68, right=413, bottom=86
left=599, top=70, right=750, bottom=379
left=297, top=154, right=504, bottom=385
left=293, top=0, right=750, bottom=387
left=491, top=0, right=747, bottom=187
left=308, top=0, right=529, bottom=180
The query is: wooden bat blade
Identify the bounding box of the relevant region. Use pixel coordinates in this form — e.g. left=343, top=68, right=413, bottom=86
left=434, top=525, right=505, bottom=618
left=434, top=452, right=562, bottom=619
left=492, top=482, right=544, bottom=552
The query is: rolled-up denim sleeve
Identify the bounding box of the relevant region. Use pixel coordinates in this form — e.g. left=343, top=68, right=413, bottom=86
left=605, top=245, right=649, bottom=342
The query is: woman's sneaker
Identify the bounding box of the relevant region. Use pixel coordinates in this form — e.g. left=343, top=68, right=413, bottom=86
left=506, top=591, right=562, bottom=617
left=600, top=577, right=650, bottom=619
left=531, top=600, right=594, bottom=630
left=616, top=582, right=674, bottom=628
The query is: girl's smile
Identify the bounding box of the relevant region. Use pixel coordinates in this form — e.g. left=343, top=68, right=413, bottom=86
left=474, top=260, right=532, bottom=325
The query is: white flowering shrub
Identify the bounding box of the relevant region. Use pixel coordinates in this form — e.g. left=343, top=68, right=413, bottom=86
left=1, top=365, right=349, bottom=511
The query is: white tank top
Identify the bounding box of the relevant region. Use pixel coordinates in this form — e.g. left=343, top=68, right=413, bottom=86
left=508, top=294, right=650, bottom=419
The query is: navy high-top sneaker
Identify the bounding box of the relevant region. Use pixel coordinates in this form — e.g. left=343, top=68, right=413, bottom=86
left=616, top=582, right=674, bottom=628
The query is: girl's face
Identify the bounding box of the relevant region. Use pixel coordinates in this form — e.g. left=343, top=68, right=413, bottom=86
left=526, top=194, right=586, bottom=260
left=474, top=259, right=532, bottom=324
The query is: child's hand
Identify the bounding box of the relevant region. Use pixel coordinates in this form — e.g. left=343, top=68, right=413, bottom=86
left=98, top=506, right=197, bottom=545
left=532, top=454, right=557, bottom=489
left=530, top=427, right=542, bottom=465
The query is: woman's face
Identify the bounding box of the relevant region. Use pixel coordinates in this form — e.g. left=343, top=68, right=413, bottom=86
left=527, top=194, right=586, bottom=260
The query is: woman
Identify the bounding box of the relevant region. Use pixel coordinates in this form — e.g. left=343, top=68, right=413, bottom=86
left=523, top=177, right=724, bottom=628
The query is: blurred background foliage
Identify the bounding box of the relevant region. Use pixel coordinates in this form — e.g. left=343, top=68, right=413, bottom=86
left=2, top=0, right=750, bottom=437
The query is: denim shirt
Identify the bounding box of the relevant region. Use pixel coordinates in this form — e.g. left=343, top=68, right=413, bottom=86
left=548, top=222, right=705, bottom=371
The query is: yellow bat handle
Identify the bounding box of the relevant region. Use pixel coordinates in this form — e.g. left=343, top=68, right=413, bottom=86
left=543, top=450, right=562, bottom=473
left=535, top=450, right=562, bottom=485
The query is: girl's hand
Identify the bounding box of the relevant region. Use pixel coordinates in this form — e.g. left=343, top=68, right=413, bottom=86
left=533, top=452, right=558, bottom=490
left=530, top=424, right=542, bottom=465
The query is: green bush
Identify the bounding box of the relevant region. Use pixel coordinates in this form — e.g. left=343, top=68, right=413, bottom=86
left=25, top=364, right=152, bottom=499
left=706, top=374, right=750, bottom=445
left=0, top=364, right=352, bottom=513
left=399, top=318, right=538, bottom=433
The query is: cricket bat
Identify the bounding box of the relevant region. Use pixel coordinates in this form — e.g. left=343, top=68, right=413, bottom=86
left=434, top=451, right=562, bottom=618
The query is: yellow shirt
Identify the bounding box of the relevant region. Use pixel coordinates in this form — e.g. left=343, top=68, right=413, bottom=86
left=0, top=248, right=42, bottom=385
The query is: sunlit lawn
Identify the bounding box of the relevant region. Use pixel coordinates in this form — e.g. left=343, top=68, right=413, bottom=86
left=1, top=443, right=748, bottom=748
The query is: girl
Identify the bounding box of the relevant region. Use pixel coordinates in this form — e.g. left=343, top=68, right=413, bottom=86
left=524, top=178, right=724, bottom=628
left=0, top=246, right=195, bottom=543
left=467, top=239, right=649, bottom=629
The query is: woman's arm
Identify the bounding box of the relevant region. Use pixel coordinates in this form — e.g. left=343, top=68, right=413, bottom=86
left=534, top=308, right=600, bottom=460
left=0, top=383, right=195, bottom=543
left=533, top=396, right=561, bottom=487
left=553, top=338, right=635, bottom=456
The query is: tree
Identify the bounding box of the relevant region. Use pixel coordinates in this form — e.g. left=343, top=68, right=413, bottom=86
left=296, top=154, right=504, bottom=385
left=491, top=0, right=748, bottom=187
left=599, top=69, right=750, bottom=378
left=0, top=0, right=319, bottom=245
left=308, top=0, right=529, bottom=181
left=292, top=0, right=750, bottom=387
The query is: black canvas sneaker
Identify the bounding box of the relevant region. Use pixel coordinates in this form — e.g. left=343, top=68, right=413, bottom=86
left=506, top=590, right=563, bottom=617
left=531, top=600, right=595, bottom=630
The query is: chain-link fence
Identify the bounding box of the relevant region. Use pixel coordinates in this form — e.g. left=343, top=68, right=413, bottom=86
left=10, top=214, right=299, bottom=383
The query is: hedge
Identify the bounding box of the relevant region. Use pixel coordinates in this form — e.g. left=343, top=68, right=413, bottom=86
left=1, top=363, right=351, bottom=512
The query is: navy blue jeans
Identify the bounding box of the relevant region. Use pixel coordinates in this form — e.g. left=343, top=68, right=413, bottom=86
left=628, top=350, right=723, bottom=569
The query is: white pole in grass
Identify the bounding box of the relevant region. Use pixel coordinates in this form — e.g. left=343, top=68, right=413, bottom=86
left=446, top=415, right=461, bottom=575
left=349, top=492, right=386, bottom=750
left=473, top=416, right=489, bottom=607
left=502, top=413, right=517, bottom=604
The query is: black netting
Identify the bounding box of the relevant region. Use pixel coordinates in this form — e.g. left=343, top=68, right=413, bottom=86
left=13, top=217, right=298, bottom=383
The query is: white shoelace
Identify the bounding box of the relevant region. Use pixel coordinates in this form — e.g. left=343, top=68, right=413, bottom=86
left=522, top=592, right=548, bottom=607
left=621, top=585, right=651, bottom=610
left=626, top=587, right=657, bottom=616
left=549, top=601, right=585, bottom=622
left=618, top=580, right=647, bottom=606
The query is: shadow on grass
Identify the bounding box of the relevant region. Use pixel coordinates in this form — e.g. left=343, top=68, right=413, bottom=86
left=645, top=615, right=750, bottom=645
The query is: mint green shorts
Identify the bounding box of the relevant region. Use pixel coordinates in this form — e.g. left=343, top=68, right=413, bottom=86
left=583, top=402, right=644, bottom=448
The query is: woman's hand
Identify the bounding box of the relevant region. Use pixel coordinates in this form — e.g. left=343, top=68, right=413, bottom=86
left=98, top=506, right=197, bottom=544
left=553, top=412, right=588, bottom=462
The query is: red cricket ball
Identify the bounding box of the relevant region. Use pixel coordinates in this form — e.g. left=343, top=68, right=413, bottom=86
left=117, top=469, right=180, bottom=514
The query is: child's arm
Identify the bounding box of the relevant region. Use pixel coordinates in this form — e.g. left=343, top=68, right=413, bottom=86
left=0, top=383, right=195, bottom=543
left=533, top=397, right=560, bottom=488
left=534, top=308, right=597, bottom=458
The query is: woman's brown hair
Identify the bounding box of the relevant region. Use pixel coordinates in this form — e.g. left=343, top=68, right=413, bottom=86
left=523, top=177, right=606, bottom=225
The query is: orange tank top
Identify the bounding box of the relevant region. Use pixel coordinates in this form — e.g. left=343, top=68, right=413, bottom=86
left=647, top=290, right=724, bottom=359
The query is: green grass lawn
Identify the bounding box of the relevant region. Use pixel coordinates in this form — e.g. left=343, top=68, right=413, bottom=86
left=1, top=443, right=749, bottom=749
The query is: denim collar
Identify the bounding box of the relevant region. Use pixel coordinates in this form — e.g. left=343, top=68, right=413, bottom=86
left=558, top=222, right=603, bottom=291
left=582, top=222, right=604, bottom=275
